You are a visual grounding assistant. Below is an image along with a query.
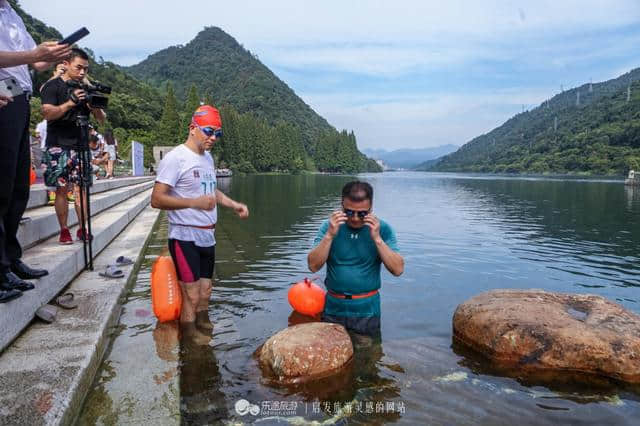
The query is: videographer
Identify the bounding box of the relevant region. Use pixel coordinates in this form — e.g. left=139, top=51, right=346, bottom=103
left=41, top=48, right=105, bottom=244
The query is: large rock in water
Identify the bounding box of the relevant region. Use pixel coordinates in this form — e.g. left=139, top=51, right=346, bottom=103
left=258, top=322, right=353, bottom=384
left=453, top=289, right=640, bottom=383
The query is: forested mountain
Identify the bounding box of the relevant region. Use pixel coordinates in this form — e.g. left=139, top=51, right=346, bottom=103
left=14, top=1, right=379, bottom=173
left=128, top=28, right=330, bottom=148
left=128, top=26, right=379, bottom=173
left=432, top=68, right=640, bottom=175
left=363, top=145, right=458, bottom=169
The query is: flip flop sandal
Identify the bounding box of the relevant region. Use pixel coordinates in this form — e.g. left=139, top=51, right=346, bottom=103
left=35, top=304, right=57, bottom=323
left=115, top=256, right=134, bottom=266
left=56, top=293, right=78, bottom=309
left=99, top=265, right=125, bottom=279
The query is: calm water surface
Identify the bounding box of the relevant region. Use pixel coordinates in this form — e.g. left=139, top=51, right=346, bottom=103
left=81, top=172, right=640, bottom=425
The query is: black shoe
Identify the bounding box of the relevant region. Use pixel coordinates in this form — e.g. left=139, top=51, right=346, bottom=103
left=0, top=289, right=22, bottom=303
left=11, top=260, right=48, bottom=280
left=0, top=272, right=35, bottom=292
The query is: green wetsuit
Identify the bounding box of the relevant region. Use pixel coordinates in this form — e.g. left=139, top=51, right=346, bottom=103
left=313, top=219, right=399, bottom=318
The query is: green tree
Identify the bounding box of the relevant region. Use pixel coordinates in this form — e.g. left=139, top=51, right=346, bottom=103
left=182, top=84, right=201, bottom=134
left=29, top=97, right=43, bottom=133
left=204, top=92, right=214, bottom=107
left=156, top=83, right=182, bottom=145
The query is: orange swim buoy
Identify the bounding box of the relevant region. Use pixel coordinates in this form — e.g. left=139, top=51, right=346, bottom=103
left=288, top=278, right=326, bottom=317
left=151, top=256, right=182, bottom=322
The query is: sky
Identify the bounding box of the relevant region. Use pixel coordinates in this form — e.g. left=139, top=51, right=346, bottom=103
left=19, top=0, right=640, bottom=150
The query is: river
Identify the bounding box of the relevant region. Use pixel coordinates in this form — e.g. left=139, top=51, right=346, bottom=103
left=79, top=172, right=640, bottom=425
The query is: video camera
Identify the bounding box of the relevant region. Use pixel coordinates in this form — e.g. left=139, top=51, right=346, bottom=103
left=66, top=79, right=111, bottom=110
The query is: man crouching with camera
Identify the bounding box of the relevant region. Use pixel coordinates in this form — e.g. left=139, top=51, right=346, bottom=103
left=41, top=48, right=105, bottom=244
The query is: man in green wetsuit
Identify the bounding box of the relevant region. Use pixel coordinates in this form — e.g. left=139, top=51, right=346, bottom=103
left=308, top=181, right=404, bottom=336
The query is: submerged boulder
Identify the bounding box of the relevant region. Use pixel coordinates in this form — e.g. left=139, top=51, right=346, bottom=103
left=453, top=289, right=640, bottom=383
left=258, top=322, right=353, bottom=384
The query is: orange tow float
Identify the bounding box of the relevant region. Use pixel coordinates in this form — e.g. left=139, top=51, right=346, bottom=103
left=288, top=278, right=326, bottom=317
left=151, top=256, right=182, bottom=322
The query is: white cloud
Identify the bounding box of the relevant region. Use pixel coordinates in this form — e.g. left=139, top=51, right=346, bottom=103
left=259, top=43, right=490, bottom=77
left=17, top=0, right=640, bottom=150
left=306, top=89, right=553, bottom=149
left=20, top=1, right=640, bottom=61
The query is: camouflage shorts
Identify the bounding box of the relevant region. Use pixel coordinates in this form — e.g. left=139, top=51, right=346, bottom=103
left=42, top=147, right=81, bottom=189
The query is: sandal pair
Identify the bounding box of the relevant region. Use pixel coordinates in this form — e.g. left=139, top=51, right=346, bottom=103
left=35, top=293, right=78, bottom=323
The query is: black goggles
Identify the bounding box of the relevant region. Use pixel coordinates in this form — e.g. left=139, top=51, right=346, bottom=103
left=343, top=206, right=370, bottom=219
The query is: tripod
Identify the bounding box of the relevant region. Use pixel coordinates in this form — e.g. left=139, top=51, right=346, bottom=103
left=75, top=113, right=94, bottom=271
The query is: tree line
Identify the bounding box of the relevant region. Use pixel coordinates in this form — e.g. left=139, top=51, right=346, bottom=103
left=151, top=83, right=380, bottom=173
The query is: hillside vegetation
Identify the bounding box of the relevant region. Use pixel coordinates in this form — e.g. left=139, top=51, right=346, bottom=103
left=13, top=1, right=379, bottom=173
left=128, top=26, right=380, bottom=173
left=432, top=68, right=640, bottom=175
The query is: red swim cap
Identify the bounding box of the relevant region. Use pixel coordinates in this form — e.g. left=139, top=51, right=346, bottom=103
left=192, top=105, right=222, bottom=128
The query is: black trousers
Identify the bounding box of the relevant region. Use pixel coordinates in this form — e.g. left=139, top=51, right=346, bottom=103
left=0, top=94, right=30, bottom=274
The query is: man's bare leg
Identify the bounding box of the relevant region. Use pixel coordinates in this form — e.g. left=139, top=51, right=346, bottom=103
left=54, top=186, right=69, bottom=229
left=73, top=185, right=90, bottom=233
left=196, top=278, right=211, bottom=312
left=195, top=278, right=213, bottom=331
left=179, top=281, right=200, bottom=323
left=180, top=281, right=211, bottom=345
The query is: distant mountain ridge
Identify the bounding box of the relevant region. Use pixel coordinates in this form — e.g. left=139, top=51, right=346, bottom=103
left=362, top=145, right=458, bottom=169
left=432, top=67, right=640, bottom=175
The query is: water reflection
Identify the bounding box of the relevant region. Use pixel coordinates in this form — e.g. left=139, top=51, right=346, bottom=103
left=79, top=219, right=181, bottom=425
left=446, top=177, right=640, bottom=294
left=82, top=173, right=640, bottom=424
left=179, top=318, right=226, bottom=424
left=452, top=339, right=640, bottom=402
left=253, top=319, right=402, bottom=424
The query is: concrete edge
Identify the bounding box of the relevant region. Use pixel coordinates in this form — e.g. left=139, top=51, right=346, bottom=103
left=26, top=176, right=154, bottom=210
left=0, top=190, right=153, bottom=352
left=60, top=208, right=162, bottom=426
left=19, top=180, right=154, bottom=250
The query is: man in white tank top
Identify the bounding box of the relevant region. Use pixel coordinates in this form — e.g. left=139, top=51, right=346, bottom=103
left=151, top=105, right=249, bottom=331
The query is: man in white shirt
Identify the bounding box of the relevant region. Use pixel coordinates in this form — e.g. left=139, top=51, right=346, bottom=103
left=151, top=105, right=249, bottom=332
left=36, top=119, right=47, bottom=150
left=0, top=0, right=70, bottom=303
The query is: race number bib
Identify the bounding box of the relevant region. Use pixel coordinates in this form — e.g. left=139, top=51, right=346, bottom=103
left=200, top=171, right=216, bottom=195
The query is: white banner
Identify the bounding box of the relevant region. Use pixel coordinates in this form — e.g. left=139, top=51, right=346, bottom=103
left=131, top=141, right=145, bottom=176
